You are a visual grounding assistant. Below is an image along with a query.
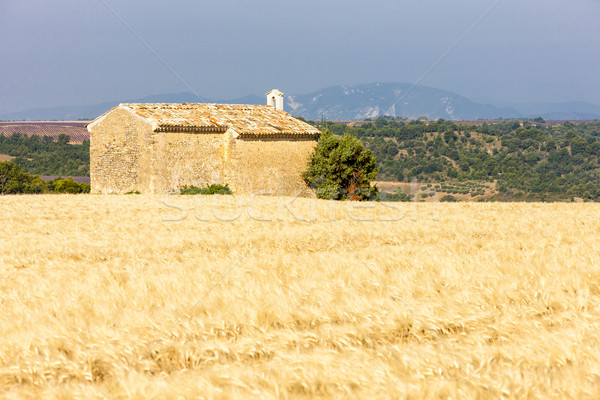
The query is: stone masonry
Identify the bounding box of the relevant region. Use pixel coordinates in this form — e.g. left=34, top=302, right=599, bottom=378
left=87, top=101, right=321, bottom=195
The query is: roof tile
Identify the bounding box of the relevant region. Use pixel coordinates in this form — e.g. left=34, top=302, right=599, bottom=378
left=118, top=103, right=321, bottom=136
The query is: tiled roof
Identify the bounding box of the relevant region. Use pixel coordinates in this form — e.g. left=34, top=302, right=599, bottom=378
left=118, top=103, right=321, bottom=137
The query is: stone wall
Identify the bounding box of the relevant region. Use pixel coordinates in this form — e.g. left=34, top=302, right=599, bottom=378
left=228, top=136, right=318, bottom=196
left=89, top=107, right=149, bottom=194
left=152, top=131, right=225, bottom=194
left=90, top=109, right=318, bottom=195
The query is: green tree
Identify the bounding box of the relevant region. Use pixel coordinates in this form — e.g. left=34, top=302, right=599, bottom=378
left=57, top=134, right=70, bottom=145
left=0, top=162, right=15, bottom=193
left=0, top=162, right=25, bottom=193
left=0, top=161, right=43, bottom=194
left=303, top=129, right=379, bottom=200
left=48, top=177, right=90, bottom=194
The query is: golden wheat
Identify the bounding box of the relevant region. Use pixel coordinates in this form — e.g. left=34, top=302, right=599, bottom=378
left=1, top=194, right=599, bottom=399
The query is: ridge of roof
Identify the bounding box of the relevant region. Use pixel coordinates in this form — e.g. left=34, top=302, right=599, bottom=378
left=115, top=103, right=321, bottom=136
left=119, top=102, right=270, bottom=108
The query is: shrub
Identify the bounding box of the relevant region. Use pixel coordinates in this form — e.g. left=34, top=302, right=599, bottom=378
left=378, top=188, right=413, bottom=202
left=180, top=184, right=232, bottom=195
left=440, top=194, right=458, bottom=202
left=180, top=185, right=203, bottom=195
left=49, top=177, right=90, bottom=194
left=205, top=184, right=233, bottom=195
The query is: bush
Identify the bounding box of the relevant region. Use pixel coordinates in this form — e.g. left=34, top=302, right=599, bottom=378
left=180, top=184, right=232, bottom=195
left=180, top=185, right=203, bottom=195
left=49, top=177, right=90, bottom=194
left=440, top=194, right=458, bottom=202
left=378, top=188, right=413, bottom=202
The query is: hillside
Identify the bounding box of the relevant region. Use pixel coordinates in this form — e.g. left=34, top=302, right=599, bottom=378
left=3, top=83, right=600, bottom=121
left=324, top=119, right=600, bottom=201
left=0, top=132, right=89, bottom=177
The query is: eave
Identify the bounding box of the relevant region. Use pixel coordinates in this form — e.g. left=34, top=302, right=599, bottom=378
left=155, top=125, right=229, bottom=133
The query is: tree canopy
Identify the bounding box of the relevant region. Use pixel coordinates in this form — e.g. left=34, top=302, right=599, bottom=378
left=0, top=161, right=89, bottom=194
left=303, top=129, right=379, bottom=200
left=0, top=133, right=89, bottom=176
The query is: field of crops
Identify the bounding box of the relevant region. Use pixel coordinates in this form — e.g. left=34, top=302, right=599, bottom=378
left=0, top=122, right=90, bottom=143
left=1, top=195, right=600, bottom=399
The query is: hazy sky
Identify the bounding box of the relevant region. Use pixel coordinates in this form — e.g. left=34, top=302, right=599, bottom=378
left=1, top=0, right=599, bottom=113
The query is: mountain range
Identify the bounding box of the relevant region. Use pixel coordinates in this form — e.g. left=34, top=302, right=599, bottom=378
left=2, top=83, right=599, bottom=121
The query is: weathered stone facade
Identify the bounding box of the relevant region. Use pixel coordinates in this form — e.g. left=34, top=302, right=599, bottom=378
left=88, top=103, right=320, bottom=195
left=226, top=136, right=319, bottom=196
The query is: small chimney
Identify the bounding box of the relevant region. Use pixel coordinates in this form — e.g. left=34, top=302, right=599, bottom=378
left=266, top=89, right=284, bottom=111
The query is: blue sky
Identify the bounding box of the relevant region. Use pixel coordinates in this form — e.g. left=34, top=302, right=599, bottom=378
left=1, top=0, right=599, bottom=113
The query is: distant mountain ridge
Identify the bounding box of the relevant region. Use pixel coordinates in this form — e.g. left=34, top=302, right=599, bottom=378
left=476, top=99, right=600, bottom=121
left=285, top=83, right=521, bottom=121
left=2, top=83, right=599, bottom=121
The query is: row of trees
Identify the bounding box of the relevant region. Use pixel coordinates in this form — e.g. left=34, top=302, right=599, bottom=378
left=0, top=162, right=89, bottom=194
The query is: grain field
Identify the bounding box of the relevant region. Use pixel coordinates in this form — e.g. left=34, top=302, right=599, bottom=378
left=1, top=195, right=600, bottom=399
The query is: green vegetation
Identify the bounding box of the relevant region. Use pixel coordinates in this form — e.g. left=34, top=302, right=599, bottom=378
left=302, top=129, right=379, bottom=200
left=47, top=177, right=91, bottom=194
left=0, top=133, right=89, bottom=176
left=4, top=118, right=600, bottom=201
left=0, top=161, right=89, bottom=194
left=378, top=188, right=414, bottom=202
left=322, top=118, right=600, bottom=201
left=180, top=184, right=232, bottom=195
left=440, top=194, right=458, bottom=202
